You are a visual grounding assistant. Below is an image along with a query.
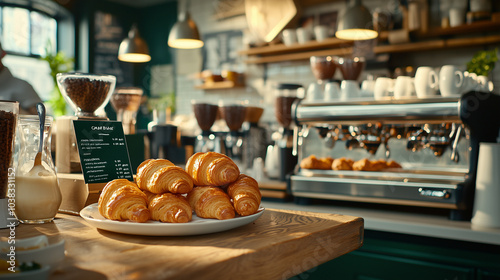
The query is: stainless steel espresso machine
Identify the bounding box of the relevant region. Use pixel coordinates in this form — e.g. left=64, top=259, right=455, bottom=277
left=290, top=91, right=500, bottom=220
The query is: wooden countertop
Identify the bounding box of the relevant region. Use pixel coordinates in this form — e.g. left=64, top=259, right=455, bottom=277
left=5, top=209, right=363, bottom=280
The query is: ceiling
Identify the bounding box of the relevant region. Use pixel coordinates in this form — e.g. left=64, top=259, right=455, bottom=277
left=106, top=0, right=174, bottom=8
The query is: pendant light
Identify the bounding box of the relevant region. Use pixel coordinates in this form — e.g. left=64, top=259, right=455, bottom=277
left=168, top=0, right=204, bottom=49
left=118, top=24, right=151, bottom=63
left=335, top=0, right=378, bottom=41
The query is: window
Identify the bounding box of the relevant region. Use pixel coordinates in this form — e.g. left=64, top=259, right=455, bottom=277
left=0, top=5, right=58, bottom=101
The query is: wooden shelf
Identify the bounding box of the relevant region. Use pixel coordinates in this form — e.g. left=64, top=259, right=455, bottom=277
left=240, top=20, right=500, bottom=64
left=195, top=80, right=244, bottom=90
left=242, top=35, right=500, bottom=64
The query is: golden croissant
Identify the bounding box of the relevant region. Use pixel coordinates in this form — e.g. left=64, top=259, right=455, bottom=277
left=145, top=191, right=192, bottom=223
left=136, top=159, right=194, bottom=194
left=187, top=186, right=235, bottom=220
left=226, top=174, right=262, bottom=216
left=98, top=179, right=150, bottom=223
left=185, top=152, right=239, bottom=187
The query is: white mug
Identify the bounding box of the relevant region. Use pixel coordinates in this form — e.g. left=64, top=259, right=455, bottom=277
left=361, top=79, right=376, bottom=98
left=374, top=77, right=394, bottom=100
left=296, top=27, right=312, bottom=44
left=314, top=25, right=329, bottom=42
left=340, top=80, right=360, bottom=100
left=449, top=8, right=465, bottom=27
left=306, top=82, right=323, bottom=101
left=393, top=76, right=415, bottom=99
left=477, top=75, right=494, bottom=92
left=324, top=82, right=340, bottom=101
left=439, top=65, right=464, bottom=97
left=414, top=66, right=439, bottom=98
left=282, top=29, right=297, bottom=46
left=471, top=143, right=500, bottom=229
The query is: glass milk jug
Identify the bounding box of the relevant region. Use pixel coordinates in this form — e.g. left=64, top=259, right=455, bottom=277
left=15, top=115, right=61, bottom=224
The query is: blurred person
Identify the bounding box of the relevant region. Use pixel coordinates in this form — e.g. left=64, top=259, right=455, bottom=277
left=0, top=40, right=42, bottom=114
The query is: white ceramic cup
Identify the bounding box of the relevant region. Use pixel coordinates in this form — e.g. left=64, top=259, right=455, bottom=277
left=306, top=82, right=323, bottom=101
left=324, top=82, right=340, bottom=101
left=414, top=66, right=439, bottom=98
left=449, top=8, right=465, bottom=27
left=282, top=29, right=297, bottom=46
left=296, top=27, right=313, bottom=44
left=471, top=142, right=500, bottom=229
left=374, top=77, right=394, bottom=100
left=340, top=80, right=360, bottom=101
left=394, top=76, right=415, bottom=99
left=461, top=71, right=479, bottom=94
left=439, top=65, right=464, bottom=97
left=314, top=25, right=329, bottom=42
left=476, top=75, right=494, bottom=92
left=361, top=79, right=376, bottom=98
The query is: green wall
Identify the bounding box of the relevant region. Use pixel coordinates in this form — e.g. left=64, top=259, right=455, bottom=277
left=65, top=0, right=178, bottom=128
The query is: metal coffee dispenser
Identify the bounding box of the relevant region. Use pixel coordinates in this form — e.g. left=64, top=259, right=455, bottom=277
left=290, top=91, right=500, bottom=220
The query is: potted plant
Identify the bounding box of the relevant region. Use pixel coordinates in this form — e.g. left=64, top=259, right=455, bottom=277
left=466, top=48, right=498, bottom=77
left=40, top=41, right=74, bottom=116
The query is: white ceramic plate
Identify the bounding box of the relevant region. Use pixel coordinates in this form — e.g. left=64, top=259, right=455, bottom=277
left=80, top=203, right=265, bottom=236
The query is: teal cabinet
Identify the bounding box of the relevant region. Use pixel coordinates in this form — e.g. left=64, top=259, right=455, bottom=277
left=295, top=230, right=500, bottom=280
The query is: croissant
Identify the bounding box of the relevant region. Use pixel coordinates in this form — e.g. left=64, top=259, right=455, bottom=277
left=98, top=179, right=150, bottom=223
left=145, top=191, right=192, bottom=223
left=300, top=155, right=333, bottom=170
left=226, top=174, right=262, bottom=216
left=136, top=159, right=194, bottom=194
left=185, top=152, right=240, bottom=187
left=332, top=157, right=354, bottom=170
left=187, top=186, right=235, bottom=220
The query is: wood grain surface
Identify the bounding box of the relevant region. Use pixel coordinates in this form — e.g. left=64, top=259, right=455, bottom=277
left=3, top=209, right=363, bottom=280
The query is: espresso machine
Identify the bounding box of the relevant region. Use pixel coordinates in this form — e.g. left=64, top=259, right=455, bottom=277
left=290, top=91, right=500, bottom=220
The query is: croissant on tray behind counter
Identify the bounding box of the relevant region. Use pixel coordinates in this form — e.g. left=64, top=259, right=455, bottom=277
left=98, top=179, right=150, bottom=223
left=136, top=159, right=194, bottom=194
left=145, top=191, right=192, bottom=223
left=185, top=152, right=240, bottom=187
left=226, top=174, right=262, bottom=216
left=300, top=155, right=333, bottom=170
left=187, top=186, right=235, bottom=220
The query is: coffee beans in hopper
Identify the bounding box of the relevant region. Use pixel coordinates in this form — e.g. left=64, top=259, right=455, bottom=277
left=62, top=77, right=112, bottom=113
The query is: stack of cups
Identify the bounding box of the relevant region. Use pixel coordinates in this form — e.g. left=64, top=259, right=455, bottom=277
left=471, top=142, right=500, bottom=229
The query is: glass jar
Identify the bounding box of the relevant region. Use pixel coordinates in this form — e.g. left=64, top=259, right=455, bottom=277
left=0, top=101, right=19, bottom=229
left=15, top=115, right=61, bottom=224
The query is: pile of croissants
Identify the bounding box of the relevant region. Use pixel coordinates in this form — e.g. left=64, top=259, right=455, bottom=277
left=98, top=152, right=262, bottom=223
left=300, top=155, right=402, bottom=172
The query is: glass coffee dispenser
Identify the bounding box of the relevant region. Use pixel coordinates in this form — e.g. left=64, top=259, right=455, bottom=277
left=272, top=83, right=303, bottom=181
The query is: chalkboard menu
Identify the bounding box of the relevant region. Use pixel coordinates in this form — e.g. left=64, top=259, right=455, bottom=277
left=73, top=120, right=134, bottom=184
left=94, top=11, right=133, bottom=86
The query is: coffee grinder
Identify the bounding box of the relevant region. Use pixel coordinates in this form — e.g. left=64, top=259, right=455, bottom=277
left=274, top=83, right=303, bottom=181
left=55, top=73, right=117, bottom=173
left=192, top=101, right=220, bottom=153
left=220, top=101, right=247, bottom=170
